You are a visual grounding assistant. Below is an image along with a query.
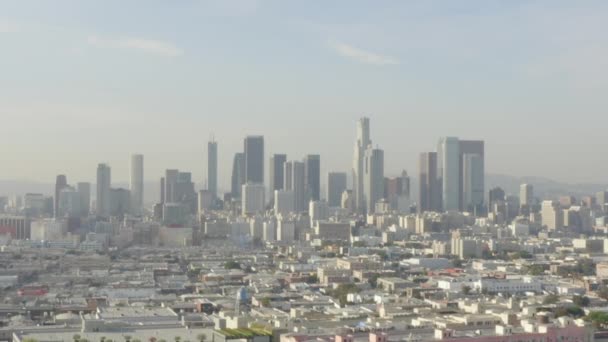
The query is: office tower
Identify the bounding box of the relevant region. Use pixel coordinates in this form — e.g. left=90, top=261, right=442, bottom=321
left=384, top=170, right=410, bottom=211
left=437, top=137, right=485, bottom=212
left=130, top=154, right=144, bottom=215
left=274, top=190, right=295, bottom=216
left=459, top=140, right=485, bottom=212
left=242, top=183, right=265, bottom=216
left=160, top=177, right=165, bottom=203
left=284, top=161, right=306, bottom=212
left=23, top=193, right=46, bottom=217
left=231, top=153, right=246, bottom=198
left=244, top=136, right=264, bottom=184
left=418, top=152, right=440, bottom=213
left=541, top=200, right=563, bottom=230
left=198, top=190, right=213, bottom=216
left=363, top=147, right=384, bottom=214
left=327, top=172, right=347, bottom=207
left=96, top=163, right=111, bottom=217
left=309, top=200, right=329, bottom=228
left=353, top=117, right=371, bottom=214
left=77, top=182, right=91, bottom=216
left=520, top=184, right=534, bottom=206
left=109, top=188, right=131, bottom=218
left=437, top=137, right=460, bottom=211
left=304, top=154, right=321, bottom=201
left=462, top=153, right=484, bottom=213
left=54, top=175, right=68, bottom=218
left=58, top=186, right=80, bottom=218
left=488, top=187, right=505, bottom=210
left=208, top=140, right=218, bottom=198
left=164, top=169, right=179, bottom=203
left=269, top=154, right=287, bottom=194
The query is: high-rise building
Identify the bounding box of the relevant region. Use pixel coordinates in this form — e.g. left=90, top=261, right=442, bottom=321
left=164, top=169, right=179, bottom=203
left=384, top=170, right=411, bottom=211
left=110, top=188, right=131, bottom=218
left=459, top=140, right=485, bottom=212
left=437, top=137, right=460, bottom=211
left=437, top=137, right=485, bottom=212
left=488, top=187, right=505, bottom=210
left=160, top=177, right=165, bottom=203
left=58, top=186, right=80, bottom=218
left=353, top=117, right=371, bottom=214
left=242, top=183, right=265, bottom=216
left=130, top=154, right=144, bottom=215
left=244, top=136, right=264, bottom=184
left=520, top=184, right=534, bottom=206
left=284, top=161, right=306, bottom=212
left=541, top=200, right=563, bottom=230
left=231, top=153, right=246, bottom=198
left=54, top=175, right=68, bottom=218
left=304, top=154, right=321, bottom=201
left=274, top=190, right=295, bottom=216
left=269, top=154, right=287, bottom=193
left=418, top=152, right=441, bottom=213
left=462, top=153, right=484, bottom=213
left=363, top=147, right=384, bottom=214
left=77, top=182, right=91, bottom=217
left=96, top=164, right=111, bottom=217
left=208, top=140, right=218, bottom=198
left=327, top=172, right=347, bottom=207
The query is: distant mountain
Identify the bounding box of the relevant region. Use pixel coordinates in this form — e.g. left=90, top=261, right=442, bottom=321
left=486, top=174, right=608, bottom=199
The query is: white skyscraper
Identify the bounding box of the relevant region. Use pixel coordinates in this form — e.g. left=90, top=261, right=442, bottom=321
left=438, top=137, right=460, bottom=211
left=96, top=163, right=111, bottom=217
left=353, top=117, right=371, bottom=214
left=363, top=147, right=384, bottom=214
left=130, top=154, right=144, bottom=215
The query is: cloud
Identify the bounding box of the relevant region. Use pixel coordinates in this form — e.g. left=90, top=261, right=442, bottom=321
left=87, top=35, right=183, bottom=57
left=329, top=40, right=399, bottom=66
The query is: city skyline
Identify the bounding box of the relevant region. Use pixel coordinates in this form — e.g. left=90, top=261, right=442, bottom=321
left=3, top=1, right=608, bottom=184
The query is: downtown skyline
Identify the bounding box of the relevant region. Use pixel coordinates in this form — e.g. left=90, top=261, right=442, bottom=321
left=2, top=1, right=608, bottom=185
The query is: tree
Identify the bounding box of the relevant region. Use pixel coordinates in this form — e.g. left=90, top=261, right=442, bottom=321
left=587, top=311, right=608, bottom=328
left=573, top=295, right=590, bottom=307
left=197, top=334, right=207, bottom=342
left=260, top=297, right=271, bottom=307
left=224, top=261, right=241, bottom=270
left=543, top=294, right=559, bottom=305
left=452, top=259, right=463, bottom=268
left=461, top=285, right=472, bottom=295
left=598, top=286, right=608, bottom=300
left=368, top=274, right=380, bottom=289
left=73, top=334, right=81, bottom=342
left=329, top=283, right=360, bottom=307
left=174, top=337, right=182, bottom=342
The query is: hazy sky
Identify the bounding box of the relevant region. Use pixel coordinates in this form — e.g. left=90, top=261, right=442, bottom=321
left=2, top=0, right=608, bottom=191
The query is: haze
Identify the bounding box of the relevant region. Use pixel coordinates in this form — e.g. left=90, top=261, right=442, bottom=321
left=2, top=0, right=608, bottom=188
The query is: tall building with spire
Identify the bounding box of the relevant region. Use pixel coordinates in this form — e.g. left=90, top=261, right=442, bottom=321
left=353, top=117, right=371, bottom=214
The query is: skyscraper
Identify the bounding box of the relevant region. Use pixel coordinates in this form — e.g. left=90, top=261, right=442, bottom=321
left=353, top=117, right=371, bottom=214
left=363, top=147, right=384, bottom=214
left=77, top=182, right=91, bottom=216
left=284, top=160, right=306, bottom=212
left=208, top=140, right=218, bottom=198
left=242, top=183, right=265, bottom=216
left=418, top=152, right=440, bottom=213
left=437, top=137, right=485, bottom=212
left=459, top=140, right=485, bottom=212
left=130, top=154, right=144, bottom=215
left=96, top=163, right=111, bottom=217
left=304, top=154, right=321, bottom=201
left=384, top=170, right=410, bottom=211
left=54, top=175, right=68, bottom=218
left=244, top=136, right=264, bottom=184
left=488, top=187, right=506, bottom=210
left=164, top=169, right=179, bottom=203
left=269, top=154, right=287, bottom=193
left=327, top=172, right=347, bottom=207
left=231, top=153, right=246, bottom=198
left=520, top=183, right=534, bottom=206
left=438, top=137, right=460, bottom=212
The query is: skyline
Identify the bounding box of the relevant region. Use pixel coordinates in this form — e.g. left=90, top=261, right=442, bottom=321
left=3, top=1, right=608, bottom=184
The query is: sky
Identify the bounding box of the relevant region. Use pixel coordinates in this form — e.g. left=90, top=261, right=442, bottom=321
left=1, top=0, right=608, bottom=191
